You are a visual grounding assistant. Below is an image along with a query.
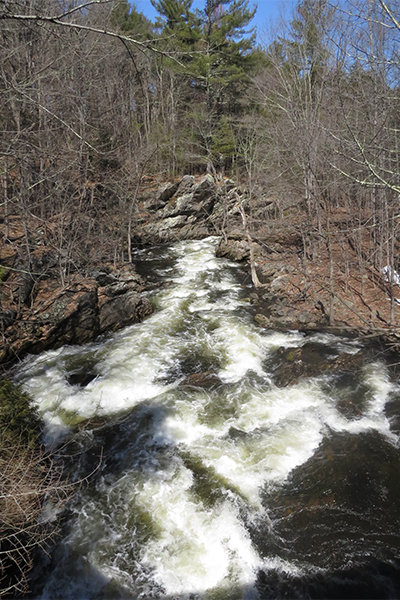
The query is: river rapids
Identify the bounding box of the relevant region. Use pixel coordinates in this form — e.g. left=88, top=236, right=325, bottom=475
left=15, top=237, right=400, bottom=599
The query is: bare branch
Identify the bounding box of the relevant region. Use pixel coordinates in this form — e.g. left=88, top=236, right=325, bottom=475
left=0, top=10, right=185, bottom=66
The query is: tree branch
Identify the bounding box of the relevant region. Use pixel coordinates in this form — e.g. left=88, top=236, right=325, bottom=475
left=0, top=10, right=185, bottom=66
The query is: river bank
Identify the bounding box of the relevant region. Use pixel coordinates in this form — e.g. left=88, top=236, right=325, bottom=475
left=1, top=173, right=400, bottom=368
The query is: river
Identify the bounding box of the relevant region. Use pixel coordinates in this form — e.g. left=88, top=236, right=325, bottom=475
left=15, top=237, right=400, bottom=599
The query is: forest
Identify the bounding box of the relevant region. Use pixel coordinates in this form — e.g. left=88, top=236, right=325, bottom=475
left=1, top=0, right=399, bottom=320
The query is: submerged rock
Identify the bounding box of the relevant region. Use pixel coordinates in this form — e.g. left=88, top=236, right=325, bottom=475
left=270, top=343, right=364, bottom=387
left=180, top=371, right=223, bottom=389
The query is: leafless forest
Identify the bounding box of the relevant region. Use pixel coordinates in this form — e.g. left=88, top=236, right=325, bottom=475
left=1, top=0, right=399, bottom=304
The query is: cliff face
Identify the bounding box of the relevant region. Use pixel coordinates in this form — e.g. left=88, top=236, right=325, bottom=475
left=0, top=174, right=247, bottom=365
left=0, top=174, right=225, bottom=365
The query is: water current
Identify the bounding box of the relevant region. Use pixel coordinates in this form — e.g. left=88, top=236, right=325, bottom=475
left=15, top=237, right=400, bottom=599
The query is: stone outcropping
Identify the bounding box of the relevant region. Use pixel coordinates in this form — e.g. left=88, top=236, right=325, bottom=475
left=0, top=265, right=152, bottom=365
left=135, top=174, right=243, bottom=244
left=269, top=344, right=365, bottom=387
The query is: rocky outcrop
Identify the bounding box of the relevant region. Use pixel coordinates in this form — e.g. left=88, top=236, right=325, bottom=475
left=0, top=265, right=152, bottom=365
left=98, top=290, right=152, bottom=334
left=216, top=238, right=250, bottom=261
left=135, top=174, right=244, bottom=244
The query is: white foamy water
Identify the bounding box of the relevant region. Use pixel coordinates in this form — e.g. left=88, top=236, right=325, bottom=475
left=15, top=237, right=400, bottom=599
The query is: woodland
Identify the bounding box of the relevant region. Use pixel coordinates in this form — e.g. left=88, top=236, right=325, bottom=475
left=0, top=0, right=400, bottom=595
left=1, top=0, right=400, bottom=320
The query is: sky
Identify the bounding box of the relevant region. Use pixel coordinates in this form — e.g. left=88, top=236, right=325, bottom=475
left=136, top=0, right=296, bottom=42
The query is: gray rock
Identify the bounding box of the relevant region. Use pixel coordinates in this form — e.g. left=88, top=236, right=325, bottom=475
left=192, top=174, right=215, bottom=201
left=145, top=180, right=181, bottom=210
left=175, top=175, right=194, bottom=196
left=216, top=239, right=249, bottom=261
left=254, top=314, right=270, bottom=327
left=159, top=180, right=181, bottom=202
left=88, top=268, right=116, bottom=287
left=140, top=215, right=188, bottom=240
left=99, top=292, right=152, bottom=333
left=159, top=215, right=188, bottom=231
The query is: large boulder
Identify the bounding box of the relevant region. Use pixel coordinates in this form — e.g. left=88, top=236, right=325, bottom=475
left=270, top=344, right=364, bottom=387
left=175, top=175, right=194, bottom=196
left=0, top=265, right=153, bottom=365
left=99, top=291, right=152, bottom=333
left=135, top=174, right=218, bottom=244
left=144, top=180, right=182, bottom=210
left=161, top=175, right=216, bottom=218
left=216, top=238, right=249, bottom=261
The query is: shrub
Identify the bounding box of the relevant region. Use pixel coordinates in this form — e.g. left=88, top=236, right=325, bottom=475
left=0, top=380, right=69, bottom=597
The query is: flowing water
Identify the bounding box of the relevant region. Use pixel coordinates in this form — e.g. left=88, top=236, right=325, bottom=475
left=15, top=237, right=400, bottom=599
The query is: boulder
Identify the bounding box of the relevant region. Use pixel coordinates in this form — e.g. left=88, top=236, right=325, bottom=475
left=175, top=175, right=194, bottom=196
left=192, top=174, right=215, bottom=201
left=216, top=238, right=249, bottom=261
left=160, top=175, right=217, bottom=220
left=140, top=215, right=188, bottom=242
left=99, top=291, right=152, bottom=333
left=270, top=344, right=364, bottom=387
left=37, top=282, right=100, bottom=348
left=144, top=180, right=182, bottom=210
left=0, top=265, right=153, bottom=365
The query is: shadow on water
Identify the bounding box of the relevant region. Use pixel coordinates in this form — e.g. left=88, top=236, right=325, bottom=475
left=256, top=559, right=400, bottom=600
left=253, top=429, right=400, bottom=600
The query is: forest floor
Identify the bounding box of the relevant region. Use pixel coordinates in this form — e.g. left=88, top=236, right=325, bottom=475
left=248, top=204, right=400, bottom=348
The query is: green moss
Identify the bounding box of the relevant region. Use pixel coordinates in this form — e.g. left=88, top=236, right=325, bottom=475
left=0, top=265, right=8, bottom=282
left=0, top=379, right=41, bottom=446
left=179, top=450, right=245, bottom=508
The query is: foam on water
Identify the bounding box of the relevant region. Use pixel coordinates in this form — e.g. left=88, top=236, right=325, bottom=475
left=16, top=237, right=400, bottom=599
left=136, top=461, right=262, bottom=595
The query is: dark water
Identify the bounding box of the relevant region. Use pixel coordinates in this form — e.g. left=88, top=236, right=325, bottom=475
left=15, top=238, right=400, bottom=599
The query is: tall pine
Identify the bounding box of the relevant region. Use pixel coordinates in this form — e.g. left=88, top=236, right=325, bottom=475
left=150, top=0, right=257, bottom=173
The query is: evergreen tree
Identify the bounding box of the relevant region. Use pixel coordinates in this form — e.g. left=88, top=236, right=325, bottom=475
left=150, top=0, right=257, bottom=173
left=192, top=0, right=257, bottom=171
left=151, top=0, right=200, bottom=49
left=111, top=0, right=153, bottom=36
left=211, top=114, right=236, bottom=173
left=195, top=0, right=257, bottom=115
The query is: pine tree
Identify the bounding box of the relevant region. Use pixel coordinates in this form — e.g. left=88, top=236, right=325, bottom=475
left=111, top=1, right=153, bottom=36
left=150, top=0, right=257, bottom=173
left=191, top=0, right=257, bottom=171
left=195, top=0, right=257, bottom=115
left=151, top=0, right=201, bottom=49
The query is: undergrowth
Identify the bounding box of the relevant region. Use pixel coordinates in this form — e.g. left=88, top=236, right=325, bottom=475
left=0, top=379, right=68, bottom=597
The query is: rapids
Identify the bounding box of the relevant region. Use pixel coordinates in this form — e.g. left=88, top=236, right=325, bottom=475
left=15, top=237, right=400, bottom=599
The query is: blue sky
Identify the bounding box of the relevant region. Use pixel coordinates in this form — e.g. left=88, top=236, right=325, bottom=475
left=136, top=0, right=296, bottom=41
